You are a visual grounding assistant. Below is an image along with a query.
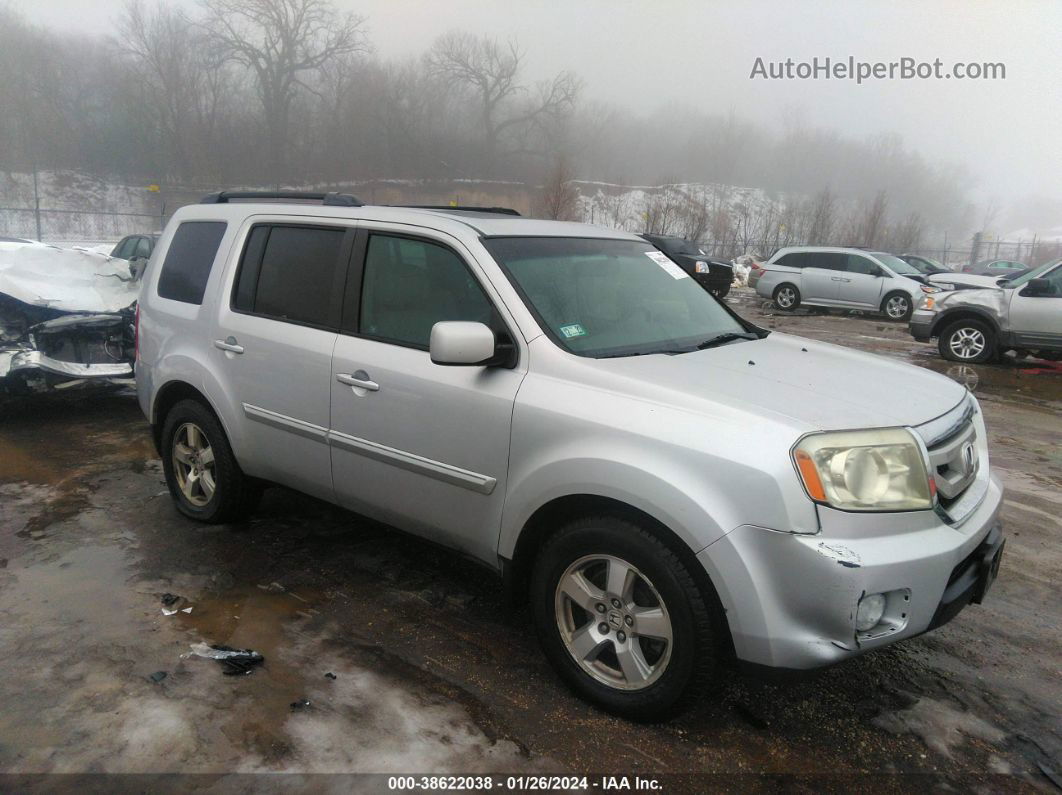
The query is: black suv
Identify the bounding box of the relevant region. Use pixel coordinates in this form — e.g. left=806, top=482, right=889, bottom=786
left=640, top=234, right=733, bottom=298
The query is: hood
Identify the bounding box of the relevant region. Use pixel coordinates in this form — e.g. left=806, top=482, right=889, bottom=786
left=594, top=332, right=966, bottom=432
left=928, top=272, right=1002, bottom=289
left=0, top=242, right=140, bottom=314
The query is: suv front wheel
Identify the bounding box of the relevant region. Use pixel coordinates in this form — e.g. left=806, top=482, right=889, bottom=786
left=161, top=399, right=260, bottom=523
left=882, top=292, right=913, bottom=322
left=938, top=318, right=997, bottom=364
left=531, top=515, right=721, bottom=721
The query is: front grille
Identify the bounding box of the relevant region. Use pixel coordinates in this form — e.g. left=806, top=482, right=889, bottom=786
left=915, top=397, right=981, bottom=517
left=927, top=420, right=979, bottom=506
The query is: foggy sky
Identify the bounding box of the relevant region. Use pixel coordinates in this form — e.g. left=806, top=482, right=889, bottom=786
left=18, top=0, right=1062, bottom=211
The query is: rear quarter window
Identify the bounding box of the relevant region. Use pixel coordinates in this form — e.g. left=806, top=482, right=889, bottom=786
left=156, top=222, right=228, bottom=305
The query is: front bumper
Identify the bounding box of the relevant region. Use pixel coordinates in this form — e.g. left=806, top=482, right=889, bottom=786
left=697, top=471, right=1004, bottom=669
left=910, top=309, right=936, bottom=341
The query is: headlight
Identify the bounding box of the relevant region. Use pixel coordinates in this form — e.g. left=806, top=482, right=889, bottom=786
left=920, top=285, right=941, bottom=294
left=935, top=282, right=956, bottom=292
left=694, top=260, right=710, bottom=274
left=792, top=428, right=933, bottom=511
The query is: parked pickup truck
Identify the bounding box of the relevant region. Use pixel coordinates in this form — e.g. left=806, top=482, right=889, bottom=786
left=137, top=192, right=1005, bottom=720
left=911, top=258, right=1062, bottom=363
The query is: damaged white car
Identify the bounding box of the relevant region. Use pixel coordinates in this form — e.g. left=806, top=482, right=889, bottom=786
left=0, top=241, right=140, bottom=394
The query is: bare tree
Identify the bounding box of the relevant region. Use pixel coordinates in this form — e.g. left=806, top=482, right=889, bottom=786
left=539, top=156, right=580, bottom=220
left=426, top=32, right=579, bottom=172
left=849, top=189, right=889, bottom=247
left=805, top=185, right=836, bottom=244
left=120, top=1, right=234, bottom=178
left=199, top=0, right=368, bottom=182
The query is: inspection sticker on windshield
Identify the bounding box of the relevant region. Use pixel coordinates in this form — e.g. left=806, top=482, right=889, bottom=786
left=645, top=250, right=690, bottom=279
left=559, top=323, right=588, bottom=338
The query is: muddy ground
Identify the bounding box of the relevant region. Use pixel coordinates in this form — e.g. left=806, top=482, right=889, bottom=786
left=0, top=287, right=1059, bottom=792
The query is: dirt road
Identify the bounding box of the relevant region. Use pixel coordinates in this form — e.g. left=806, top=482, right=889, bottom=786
left=1, top=288, right=1058, bottom=791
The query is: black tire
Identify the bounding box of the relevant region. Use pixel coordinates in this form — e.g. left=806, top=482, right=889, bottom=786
left=711, top=283, right=731, bottom=300
left=530, top=515, right=723, bottom=721
left=160, top=398, right=260, bottom=523
left=882, top=291, right=913, bottom=322
left=938, top=319, right=996, bottom=364
left=772, top=283, right=800, bottom=311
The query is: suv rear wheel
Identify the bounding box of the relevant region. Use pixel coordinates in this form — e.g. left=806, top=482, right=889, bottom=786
left=531, top=515, right=721, bottom=721
left=161, top=399, right=260, bottom=523
left=938, top=319, right=996, bottom=363
left=773, top=284, right=800, bottom=311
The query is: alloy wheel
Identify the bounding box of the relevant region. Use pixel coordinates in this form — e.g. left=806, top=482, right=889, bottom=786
left=948, top=327, right=986, bottom=360
left=886, top=295, right=910, bottom=318
left=554, top=554, right=673, bottom=691
left=171, top=422, right=216, bottom=507
left=776, top=288, right=796, bottom=308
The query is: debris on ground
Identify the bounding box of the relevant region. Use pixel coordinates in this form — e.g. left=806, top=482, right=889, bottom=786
left=147, top=671, right=167, bottom=684
left=161, top=607, right=178, bottom=616
left=161, top=593, right=180, bottom=607
left=324, top=672, right=337, bottom=680
left=258, top=582, right=285, bottom=593
left=0, top=241, right=138, bottom=395
left=189, top=642, right=265, bottom=676
left=290, top=699, right=311, bottom=710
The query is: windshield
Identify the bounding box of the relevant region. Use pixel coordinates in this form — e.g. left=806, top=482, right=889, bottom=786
left=874, top=253, right=921, bottom=276
left=1002, top=259, right=1061, bottom=288
left=485, top=237, right=750, bottom=358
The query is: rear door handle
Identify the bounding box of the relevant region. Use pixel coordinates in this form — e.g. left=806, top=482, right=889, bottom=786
left=336, top=372, right=379, bottom=391
left=214, top=336, right=244, bottom=354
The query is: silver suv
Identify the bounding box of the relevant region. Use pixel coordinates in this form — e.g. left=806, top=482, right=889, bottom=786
left=911, top=258, right=1062, bottom=362
left=136, top=193, right=1005, bottom=720
left=754, top=246, right=929, bottom=321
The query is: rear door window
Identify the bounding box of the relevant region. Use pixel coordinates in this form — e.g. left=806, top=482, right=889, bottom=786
left=806, top=252, right=845, bottom=271
left=232, top=225, right=348, bottom=329
left=156, top=221, right=228, bottom=304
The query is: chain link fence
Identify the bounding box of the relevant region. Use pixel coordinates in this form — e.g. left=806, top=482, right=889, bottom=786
left=0, top=206, right=165, bottom=247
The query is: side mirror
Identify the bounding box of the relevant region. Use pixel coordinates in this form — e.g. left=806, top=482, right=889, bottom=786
left=430, top=321, right=509, bottom=366
left=1021, top=278, right=1052, bottom=297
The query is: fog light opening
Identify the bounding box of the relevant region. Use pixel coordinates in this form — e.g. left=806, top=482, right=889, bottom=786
left=856, top=593, right=887, bottom=632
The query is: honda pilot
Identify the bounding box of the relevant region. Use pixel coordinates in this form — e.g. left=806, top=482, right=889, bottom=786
left=136, top=193, right=1005, bottom=719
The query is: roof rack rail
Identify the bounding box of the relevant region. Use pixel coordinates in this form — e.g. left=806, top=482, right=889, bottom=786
left=397, top=205, right=521, bottom=216
left=200, top=191, right=364, bottom=207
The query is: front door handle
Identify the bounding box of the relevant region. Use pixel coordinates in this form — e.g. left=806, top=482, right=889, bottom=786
left=336, top=372, right=380, bottom=392
left=214, top=336, right=244, bottom=354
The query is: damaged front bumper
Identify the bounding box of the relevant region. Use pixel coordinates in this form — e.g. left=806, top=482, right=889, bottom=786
left=697, top=471, right=1004, bottom=670
left=1, top=311, right=134, bottom=393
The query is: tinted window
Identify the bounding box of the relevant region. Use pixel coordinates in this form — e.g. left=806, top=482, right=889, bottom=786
left=156, top=222, right=227, bottom=304
left=776, top=253, right=809, bottom=268
left=809, top=253, right=847, bottom=271
left=244, top=226, right=345, bottom=327
left=360, top=235, right=495, bottom=348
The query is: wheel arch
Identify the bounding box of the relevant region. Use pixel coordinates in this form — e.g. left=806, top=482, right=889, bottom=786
left=503, top=493, right=733, bottom=658
left=929, top=307, right=1002, bottom=339
left=151, top=380, right=225, bottom=454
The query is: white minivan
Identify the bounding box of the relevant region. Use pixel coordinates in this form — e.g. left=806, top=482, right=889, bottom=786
left=753, top=246, right=930, bottom=321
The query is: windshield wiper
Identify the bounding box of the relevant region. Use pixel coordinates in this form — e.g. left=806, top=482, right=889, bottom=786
left=695, top=332, right=759, bottom=350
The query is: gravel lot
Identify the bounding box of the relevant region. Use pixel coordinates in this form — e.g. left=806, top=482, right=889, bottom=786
left=1, top=287, right=1059, bottom=791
